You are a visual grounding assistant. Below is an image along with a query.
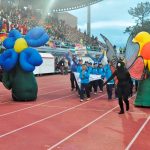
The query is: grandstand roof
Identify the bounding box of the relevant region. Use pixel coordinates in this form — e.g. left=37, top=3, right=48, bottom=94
left=48, top=0, right=103, bottom=12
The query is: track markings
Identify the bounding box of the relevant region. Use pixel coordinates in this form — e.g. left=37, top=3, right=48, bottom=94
left=125, top=115, right=150, bottom=150
left=48, top=106, right=118, bottom=150
left=0, top=94, right=106, bottom=138
left=0, top=94, right=75, bottom=117
left=47, top=95, right=135, bottom=150
left=0, top=87, right=70, bottom=105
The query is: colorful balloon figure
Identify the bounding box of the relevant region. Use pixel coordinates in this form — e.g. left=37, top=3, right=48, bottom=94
left=133, top=31, right=150, bottom=106
left=0, top=27, right=49, bottom=101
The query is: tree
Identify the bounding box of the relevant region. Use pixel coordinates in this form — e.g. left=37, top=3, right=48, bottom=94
left=129, top=2, right=150, bottom=25
left=125, top=2, right=150, bottom=35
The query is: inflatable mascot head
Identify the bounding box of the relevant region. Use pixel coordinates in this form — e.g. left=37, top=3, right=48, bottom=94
left=0, top=27, right=49, bottom=101
left=0, top=27, right=49, bottom=72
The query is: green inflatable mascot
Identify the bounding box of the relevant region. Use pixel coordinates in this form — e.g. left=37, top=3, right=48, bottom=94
left=132, top=32, right=150, bottom=107
left=0, top=27, right=49, bottom=101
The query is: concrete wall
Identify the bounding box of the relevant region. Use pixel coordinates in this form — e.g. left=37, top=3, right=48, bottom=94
left=53, top=12, right=77, bottom=28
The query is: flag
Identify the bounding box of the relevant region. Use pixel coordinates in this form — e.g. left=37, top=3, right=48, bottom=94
left=74, top=72, right=101, bottom=88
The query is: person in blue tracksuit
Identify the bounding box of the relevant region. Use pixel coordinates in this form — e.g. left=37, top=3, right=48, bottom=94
left=79, top=64, right=90, bottom=102
left=77, top=59, right=83, bottom=73
left=90, top=63, right=98, bottom=94
left=87, top=62, right=93, bottom=74
left=97, top=63, right=105, bottom=92
left=103, top=63, right=114, bottom=100
left=87, top=62, right=93, bottom=93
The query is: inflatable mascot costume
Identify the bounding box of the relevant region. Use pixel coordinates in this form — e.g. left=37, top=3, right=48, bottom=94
left=0, top=27, right=49, bottom=101
left=100, top=33, right=148, bottom=107
left=132, top=32, right=150, bottom=107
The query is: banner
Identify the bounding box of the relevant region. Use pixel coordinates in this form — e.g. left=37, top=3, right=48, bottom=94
left=74, top=72, right=101, bottom=88
left=75, top=44, right=87, bottom=56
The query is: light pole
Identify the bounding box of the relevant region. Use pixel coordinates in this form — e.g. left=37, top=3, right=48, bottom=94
left=87, top=5, right=91, bottom=37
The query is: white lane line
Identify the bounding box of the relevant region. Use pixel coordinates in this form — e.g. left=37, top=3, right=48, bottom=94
left=0, top=83, right=70, bottom=97
left=47, top=105, right=118, bottom=150
left=38, top=88, right=69, bottom=96
left=39, top=83, right=69, bottom=90
left=41, top=105, right=108, bottom=112
left=125, top=115, right=150, bottom=150
left=47, top=95, right=135, bottom=150
left=0, top=94, right=75, bottom=117
left=129, top=111, right=148, bottom=115
left=0, top=88, right=70, bottom=105
left=0, top=94, right=106, bottom=138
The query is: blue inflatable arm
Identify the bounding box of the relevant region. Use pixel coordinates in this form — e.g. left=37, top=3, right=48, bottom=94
left=25, top=27, right=49, bottom=47
left=3, top=30, right=22, bottom=49
left=0, top=49, right=18, bottom=71
left=19, top=48, right=43, bottom=72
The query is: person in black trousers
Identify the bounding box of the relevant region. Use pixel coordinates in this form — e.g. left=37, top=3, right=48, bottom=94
left=79, top=64, right=90, bottom=101
left=97, top=63, right=105, bottom=92
left=104, top=61, right=132, bottom=114
left=65, top=52, right=78, bottom=91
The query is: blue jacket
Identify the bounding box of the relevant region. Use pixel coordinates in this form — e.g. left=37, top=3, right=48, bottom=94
left=103, top=64, right=114, bottom=84
left=91, top=67, right=98, bottom=75
left=65, top=53, right=78, bottom=72
left=87, top=53, right=104, bottom=64
left=77, top=64, right=82, bottom=73
left=87, top=66, right=92, bottom=74
left=79, top=70, right=90, bottom=84
left=97, top=67, right=105, bottom=79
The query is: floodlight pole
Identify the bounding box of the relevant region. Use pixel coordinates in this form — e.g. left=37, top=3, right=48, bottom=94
left=87, top=5, right=91, bottom=37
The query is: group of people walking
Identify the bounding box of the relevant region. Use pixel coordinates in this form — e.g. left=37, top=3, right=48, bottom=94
left=66, top=51, right=138, bottom=114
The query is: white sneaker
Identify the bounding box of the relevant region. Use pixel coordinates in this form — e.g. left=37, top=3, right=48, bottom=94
left=86, top=98, right=91, bottom=101
left=80, top=99, right=84, bottom=102
left=94, top=92, right=97, bottom=95
left=99, top=90, right=103, bottom=93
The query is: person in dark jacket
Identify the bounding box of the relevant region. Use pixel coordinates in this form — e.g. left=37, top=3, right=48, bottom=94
left=103, top=61, right=132, bottom=114
left=58, top=57, right=65, bottom=75
left=66, top=52, right=78, bottom=91
left=66, top=52, right=82, bottom=92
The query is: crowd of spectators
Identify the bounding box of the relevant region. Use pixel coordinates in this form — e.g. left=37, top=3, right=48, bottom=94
left=0, top=5, right=100, bottom=51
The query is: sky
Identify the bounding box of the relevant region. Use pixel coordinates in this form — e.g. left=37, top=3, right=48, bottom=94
left=68, top=0, right=149, bottom=48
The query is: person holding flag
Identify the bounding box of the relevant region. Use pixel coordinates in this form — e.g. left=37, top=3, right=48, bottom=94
left=79, top=64, right=90, bottom=102
left=87, top=50, right=104, bottom=64
left=65, top=51, right=82, bottom=92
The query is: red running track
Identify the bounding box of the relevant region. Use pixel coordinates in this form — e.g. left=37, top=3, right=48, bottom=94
left=0, top=74, right=149, bottom=150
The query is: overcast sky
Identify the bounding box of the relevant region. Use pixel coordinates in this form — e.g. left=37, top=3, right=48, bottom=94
left=68, top=0, right=149, bottom=47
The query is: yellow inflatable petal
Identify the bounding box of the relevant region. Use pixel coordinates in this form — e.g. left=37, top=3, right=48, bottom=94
left=133, top=31, right=150, bottom=44
left=133, top=31, right=150, bottom=56
left=148, top=60, right=150, bottom=71
left=14, top=38, right=28, bottom=53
